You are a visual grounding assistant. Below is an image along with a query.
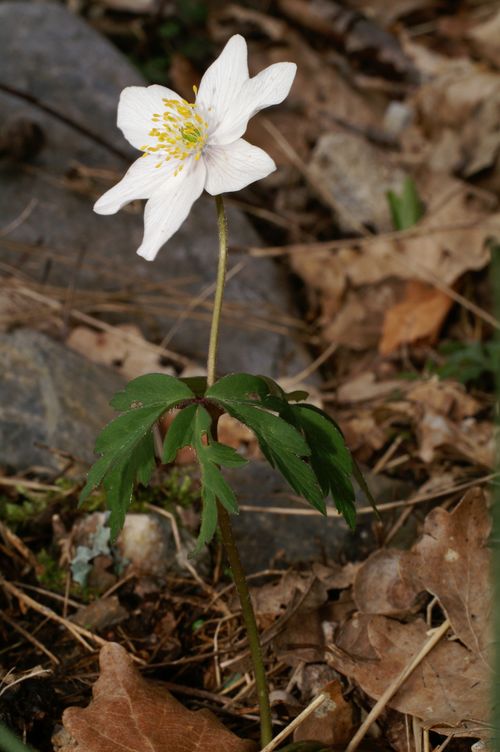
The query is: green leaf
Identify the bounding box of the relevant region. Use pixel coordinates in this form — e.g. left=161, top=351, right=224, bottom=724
left=180, top=375, right=207, bottom=397
left=192, top=406, right=243, bottom=516
left=80, top=375, right=196, bottom=539
left=351, top=457, right=379, bottom=520
left=201, top=462, right=239, bottom=514
left=162, top=403, right=198, bottom=462
left=160, top=403, right=248, bottom=552
left=110, top=373, right=194, bottom=411
left=204, top=442, right=247, bottom=467
left=219, top=402, right=311, bottom=458
left=290, top=404, right=356, bottom=527
left=387, top=177, right=424, bottom=231
left=209, top=392, right=326, bottom=513
left=206, top=373, right=271, bottom=402
left=192, top=490, right=218, bottom=556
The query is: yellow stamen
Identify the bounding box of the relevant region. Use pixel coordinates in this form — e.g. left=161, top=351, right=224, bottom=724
left=141, top=91, right=208, bottom=172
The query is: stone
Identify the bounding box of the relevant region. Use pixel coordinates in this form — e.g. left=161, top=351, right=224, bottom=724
left=226, top=461, right=412, bottom=572
left=0, top=1, right=314, bottom=377
left=0, top=329, right=125, bottom=471
left=309, top=132, right=406, bottom=233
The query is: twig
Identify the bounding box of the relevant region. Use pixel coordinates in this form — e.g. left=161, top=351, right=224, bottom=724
left=0, top=611, right=59, bottom=665
left=0, top=575, right=105, bottom=652
left=0, top=666, right=52, bottom=698
left=239, top=471, right=498, bottom=517
left=258, top=692, right=328, bottom=752
left=14, top=284, right=191, bottom=367
left=345, top=619, right=451, bottom=752
left=0, top=521, right=37, bottom=570
left=284, top=340, right=338, bottom=387
left=0, top=477, right=63, bottom=492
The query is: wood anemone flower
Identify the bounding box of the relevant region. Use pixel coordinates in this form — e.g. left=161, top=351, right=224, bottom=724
left=94, top=35, right=296, bottom=261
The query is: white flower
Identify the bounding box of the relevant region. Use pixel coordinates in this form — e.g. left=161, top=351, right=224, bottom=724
left=94, top=35, right=296, bottom=261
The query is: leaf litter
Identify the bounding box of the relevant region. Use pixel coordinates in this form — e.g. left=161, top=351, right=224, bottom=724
left=1, top=1, right=498, bottom=751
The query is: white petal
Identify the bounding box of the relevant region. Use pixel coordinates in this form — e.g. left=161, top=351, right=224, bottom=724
left=94, top=155, right=178, bottom=215
left=204, top=139, right=275, bottom=195
left=117, top=85, right=183, bottom=150
left=209, top=62, right=297, bottom=146
left=137, top=160, right=206, bottom=261
left=196, top=35, right=249, bottom=131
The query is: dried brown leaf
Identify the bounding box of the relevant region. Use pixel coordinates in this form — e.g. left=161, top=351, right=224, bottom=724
left=293, top=680, right=355, bottom=746
left=330, top=615, right=489, bottom=736
left=67, top=325, right=174, bottom=380
left=379, top=281, right=453, bottom=355
left=59, top=643, right=256, bottom=752
left=329, top=489, right=493, bottom=737
left=400, top=488, right=492, bottom=660
left=415, top=409, right=495, bottom=467
left=468, top=10, right=500, bottom=70
left=406, top=378, right=481, bottom=420
left=353, top=549, right=421, bottom=616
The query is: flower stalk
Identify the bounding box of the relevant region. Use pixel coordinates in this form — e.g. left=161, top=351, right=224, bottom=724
left=208, top=195, right=273, bottom=747
left=207, top=195, right=229, bottom=389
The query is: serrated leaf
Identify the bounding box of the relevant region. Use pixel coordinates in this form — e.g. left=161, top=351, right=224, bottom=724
left=273, top=451, right=326, bottom=514
left=179, top=376, right=207, bottom=397
left=202, top=463, right=239, bottom=514
left=220, top=402, right=311, bottom=458
left=352, top=457, right=379, bottom=519
left=209, top=396, right=326, bottom=513
left=162, top=403, right=197, bottom=462
left=191, top=490, right=218, bottom=556
left=80, top=375, right=196, bottom=540
left=94, top=405, right=164, bottom=456
left=206, top=373, right=271, bottom=402
left=204, top=442, right=247, bottom=468
left=162, top=404, right=245, bottom=551
left=191, top=406, right=242, bottom=540
left=291, top=404, right=356, bottom=528
left=110, top=373, right=194, bottom=411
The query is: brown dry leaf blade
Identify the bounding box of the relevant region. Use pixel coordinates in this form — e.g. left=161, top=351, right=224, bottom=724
left=293, top=680, right=355, bottom=747
left=59, top=643, right=256, bottom=752
left=353, top=549, right=421, bottom=617
left=330, top=615, right=489, bottom=737
left=329, top=489, right=493, bottom=736
left=379, top=280, right=453, bottom=355
left=400, top=488, right=492, bottom=660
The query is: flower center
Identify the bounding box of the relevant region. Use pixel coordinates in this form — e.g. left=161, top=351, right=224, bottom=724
left=141, top=91, right=208, bottom=174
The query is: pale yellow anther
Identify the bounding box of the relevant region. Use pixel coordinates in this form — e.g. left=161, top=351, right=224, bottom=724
left=142, top=89, right=208, bottom=171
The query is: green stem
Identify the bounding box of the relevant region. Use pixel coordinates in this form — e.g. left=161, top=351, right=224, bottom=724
left=217, top=502, right=273, bottom=747
left=207, top=194, right=229, bottom=388
left=207, top=194, right=273, bottom=746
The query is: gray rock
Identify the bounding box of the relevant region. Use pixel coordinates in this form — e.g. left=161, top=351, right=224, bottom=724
left=0, top=1, right=314, bottom=377
left=310, top=132, right=406, bottom=233
left=0, top=329, right=124, bottom=471
left=227, top=461, right=412, bottom=572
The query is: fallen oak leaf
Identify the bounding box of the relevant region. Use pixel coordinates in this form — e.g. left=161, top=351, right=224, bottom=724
left=58, top=642, right=256, bottom=752
left=328, top=615, right=489, bottom=737
left=328, top=488, right=493, bottom=737
left=400, top=488, right=492, bottom=662
left=353, top=549, right=422, bottom=617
